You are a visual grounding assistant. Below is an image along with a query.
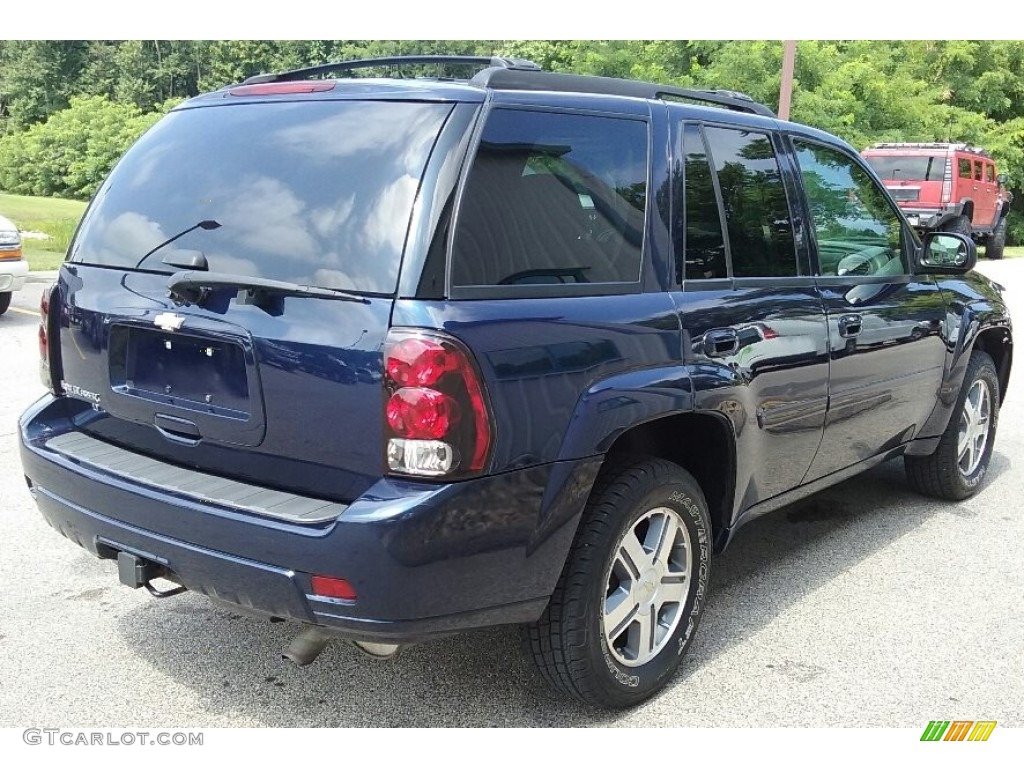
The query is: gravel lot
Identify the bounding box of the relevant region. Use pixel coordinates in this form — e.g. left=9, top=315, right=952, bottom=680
left=1, top=263, right=1021, bottom=728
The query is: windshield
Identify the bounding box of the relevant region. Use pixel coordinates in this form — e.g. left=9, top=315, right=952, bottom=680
left=70, top=100, right=453, bottom=293
left=864, top=154, right=943, bottom=182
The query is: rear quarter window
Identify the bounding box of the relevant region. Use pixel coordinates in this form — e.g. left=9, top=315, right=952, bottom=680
left=450, top=108, right=648, bottom=293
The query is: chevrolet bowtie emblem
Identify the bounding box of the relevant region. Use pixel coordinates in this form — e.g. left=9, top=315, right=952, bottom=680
left=154, top=312, right=186, bottom=332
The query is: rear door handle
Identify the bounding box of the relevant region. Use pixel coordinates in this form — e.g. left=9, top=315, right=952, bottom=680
left=703, top=328, right=739, bottom=357
left=838, top=314, right=862, bottom=338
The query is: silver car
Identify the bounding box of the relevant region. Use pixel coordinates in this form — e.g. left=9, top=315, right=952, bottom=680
left=0, top=214, right=28, bottom=315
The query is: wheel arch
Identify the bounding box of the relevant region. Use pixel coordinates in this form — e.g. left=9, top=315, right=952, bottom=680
left=600, top=411, right=737, bottom=553
left=972, top=325, right=1013, bottom=403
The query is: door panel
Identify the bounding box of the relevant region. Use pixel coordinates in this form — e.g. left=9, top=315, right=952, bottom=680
left=680, top=287, right=829, bottom=507
left=672, top=119, right=829, bottom=512
left=808, top=278, right=947, bottom=479
left=790, top=136, right=947, bottom=480
left=979, top=160, right=999, bottom=227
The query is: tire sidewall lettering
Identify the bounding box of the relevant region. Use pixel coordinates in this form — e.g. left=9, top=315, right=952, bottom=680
left=600, top=483, right=710, bottom=687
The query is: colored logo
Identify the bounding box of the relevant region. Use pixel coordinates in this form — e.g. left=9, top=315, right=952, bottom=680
left=920, top=720, right=997, bottom=742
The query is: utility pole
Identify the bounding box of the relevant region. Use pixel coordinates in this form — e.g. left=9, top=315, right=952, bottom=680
left=779, top=40, right=796, bottom=121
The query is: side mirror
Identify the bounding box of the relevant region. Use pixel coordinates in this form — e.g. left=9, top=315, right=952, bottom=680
left=997, top=173, right=1008, bottom=185
left=917, top=231, right=977, bottom=274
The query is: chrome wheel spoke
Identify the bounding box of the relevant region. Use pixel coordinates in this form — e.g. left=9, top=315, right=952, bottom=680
left=658, top=576, right=688, bottom=606
left=629, top=606, right=655, bottom=659
left=958, top=431, right=970, bottom=459
left=604, top=588, right=638, bottom=641
left=603, top=506, right=693, bottom=668
left=648, top=513, right=679, bottom=567
left=618, top=531, right=650, bottom=577
left=958, top=379, right=993, bottom=477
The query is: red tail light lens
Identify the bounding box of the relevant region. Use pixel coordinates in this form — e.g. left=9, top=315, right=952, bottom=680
left=941, top=158, right=953, bottom=203
left=38, top=289, right=49, bottom=361
left=386, top=337, right=460, bottom=387
left=386, top=387, right=459, bottom=440
left=760, top=324, right=780, bottom=340
left=39, top=286, right=54, bottom=390
left=383, top=330, right=493, bottom=478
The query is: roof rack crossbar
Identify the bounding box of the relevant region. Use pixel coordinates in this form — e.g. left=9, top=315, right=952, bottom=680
left=244, top=55, right=541, bottom=85
left=472, top=69, right=776, bottom=117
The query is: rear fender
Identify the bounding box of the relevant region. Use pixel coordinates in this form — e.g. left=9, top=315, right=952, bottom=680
left=554, top=366, right=695, bottom=463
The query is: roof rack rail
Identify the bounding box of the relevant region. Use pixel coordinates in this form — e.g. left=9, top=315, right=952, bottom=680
left=243, top=55, right=541, bottom=85
left=472, top=69, right=776, bottom=117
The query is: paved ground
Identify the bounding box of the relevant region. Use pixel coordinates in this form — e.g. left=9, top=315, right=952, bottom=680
left=1, top=264, right=1021, bottom=728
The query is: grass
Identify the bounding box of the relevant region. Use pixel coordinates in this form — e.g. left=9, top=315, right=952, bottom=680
left=0, top=192, right=87, bottom=271
left=981, top=245, right=1024, bottom=259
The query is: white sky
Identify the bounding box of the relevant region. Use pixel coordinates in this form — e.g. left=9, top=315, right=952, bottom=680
left=2, top=2, right=1022, bottom=41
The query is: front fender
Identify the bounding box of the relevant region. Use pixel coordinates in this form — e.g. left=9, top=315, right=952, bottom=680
left=912, top=273, right=1012, bottom=446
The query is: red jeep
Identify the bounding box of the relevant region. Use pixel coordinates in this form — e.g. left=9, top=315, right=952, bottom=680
left=862, top=142, right=1011, bottom=259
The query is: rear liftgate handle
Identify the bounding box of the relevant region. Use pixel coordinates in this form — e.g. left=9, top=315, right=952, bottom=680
left=154, top=413, right=202, bottom=445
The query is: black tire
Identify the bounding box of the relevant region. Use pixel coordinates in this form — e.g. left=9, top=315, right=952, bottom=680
left=0, top=291, right=11, bottom=316
left=987, top=218, right=1006, bottom=260
left=905, top=351, right=1000, bottom=500
left=523, top=457, right=711, bottom=708
left=940, top=214, right=973, bottom=238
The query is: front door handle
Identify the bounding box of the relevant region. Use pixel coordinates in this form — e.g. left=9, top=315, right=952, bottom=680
left=704, top=328, right=739, bottom=357
left=838, top=314, right=862, bottom=338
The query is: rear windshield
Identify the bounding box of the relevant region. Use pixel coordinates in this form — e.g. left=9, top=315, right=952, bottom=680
left=70, top=100, right=452, bottom=293
left=864, top=154, right=943, bottom=182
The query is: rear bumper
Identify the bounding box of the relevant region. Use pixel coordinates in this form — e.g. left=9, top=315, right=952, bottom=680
left=20, top=395, right=600, bottom=643
left=899, top=205, right=956, bottom=230
left=0, top=257, right=28, bottom=292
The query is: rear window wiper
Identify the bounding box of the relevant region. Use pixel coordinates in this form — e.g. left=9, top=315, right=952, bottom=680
left=168, top=271, right=371, bottom=307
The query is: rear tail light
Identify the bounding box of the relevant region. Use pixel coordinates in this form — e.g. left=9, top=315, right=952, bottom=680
left=383, top=329, right=493, bottom=478
left=941, top=157, right=953, bottom=203
left=39, top=285, right=53, bottom=390
left=760, top=324, right=780, bottom=340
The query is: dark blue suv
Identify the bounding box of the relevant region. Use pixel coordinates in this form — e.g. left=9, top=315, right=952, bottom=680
left=19, top=56, right=1013, bottom=708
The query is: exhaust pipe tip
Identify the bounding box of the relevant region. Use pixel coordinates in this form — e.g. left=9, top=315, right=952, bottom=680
left=281, top=627, right=331, bottom=666
left=352, top=640, right=402, bottom=659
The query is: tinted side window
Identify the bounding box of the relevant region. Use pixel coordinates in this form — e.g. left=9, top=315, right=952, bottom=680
left=451, top=109, right=647, bottom=289
left=703, top=126, right=797, bottom=277
left=974, top=161, right=983, bottom=181
left=793, top=139, right=908, bottom=277
left=679, top=124, right=727, bottom=280
left=986, top=163, right=996, bottom=182
left=959, top=158, right=972, bottom=178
